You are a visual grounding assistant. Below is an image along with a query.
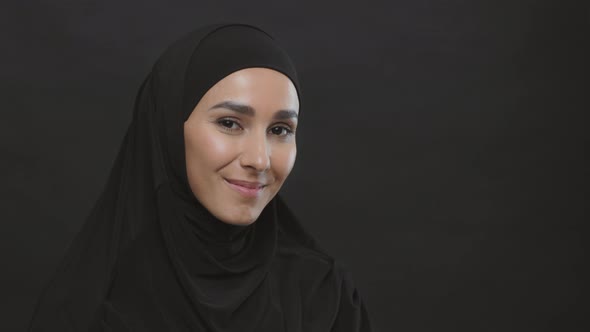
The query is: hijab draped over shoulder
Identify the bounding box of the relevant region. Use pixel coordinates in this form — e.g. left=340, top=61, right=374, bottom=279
left=28, top=23, right=372, bottom=332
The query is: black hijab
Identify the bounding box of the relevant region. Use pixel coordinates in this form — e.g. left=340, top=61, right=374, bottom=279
left=28, top=23, right=372, bottom=332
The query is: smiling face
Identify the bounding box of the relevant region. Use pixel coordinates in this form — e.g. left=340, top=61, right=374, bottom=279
left=184, top=67, right=299, bottom=226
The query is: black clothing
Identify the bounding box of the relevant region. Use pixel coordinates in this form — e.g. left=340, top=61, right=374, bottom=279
left=28, top=23, right=372, bottom=332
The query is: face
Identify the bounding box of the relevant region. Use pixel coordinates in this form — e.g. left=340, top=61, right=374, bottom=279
left=184, top=67, right=299, bottom=226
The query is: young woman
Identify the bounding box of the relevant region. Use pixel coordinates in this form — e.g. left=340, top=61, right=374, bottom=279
left=29, top=23, right=372, bottom=332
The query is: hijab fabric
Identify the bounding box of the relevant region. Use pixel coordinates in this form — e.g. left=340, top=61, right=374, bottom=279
left=28, top=23, right=372, bottom=332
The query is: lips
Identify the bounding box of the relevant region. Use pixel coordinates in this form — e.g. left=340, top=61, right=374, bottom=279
left=224, top=179, right=266, bottom=189
left=224, top=178, right=266, bottom=198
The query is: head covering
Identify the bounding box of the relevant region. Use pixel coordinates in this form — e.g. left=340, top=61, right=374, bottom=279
left=28, top=23, right=371, bottom=332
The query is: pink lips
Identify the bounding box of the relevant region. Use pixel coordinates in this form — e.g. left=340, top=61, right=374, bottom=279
left=224, top=178, right=265, bottom=198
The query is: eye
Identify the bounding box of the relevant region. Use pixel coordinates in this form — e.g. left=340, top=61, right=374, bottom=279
left=270, top=125, right=294, bottom=137
left=217, top=118, right=242, bottom=132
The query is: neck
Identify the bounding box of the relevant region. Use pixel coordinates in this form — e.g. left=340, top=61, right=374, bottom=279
left=170, top=180, right=254, bottom=259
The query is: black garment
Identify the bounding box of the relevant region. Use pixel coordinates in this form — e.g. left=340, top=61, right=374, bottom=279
left=28, top=23, right=372, bottom=332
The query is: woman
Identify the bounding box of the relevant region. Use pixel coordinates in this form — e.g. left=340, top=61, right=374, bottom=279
left=29, top=23, right=372, bottom=331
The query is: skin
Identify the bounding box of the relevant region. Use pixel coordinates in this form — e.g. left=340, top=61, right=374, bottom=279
left=184, top=67, right=299, bottom=226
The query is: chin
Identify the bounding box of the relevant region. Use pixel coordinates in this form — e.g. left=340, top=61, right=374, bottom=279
left=230, top=219, right=256, bottom=226
left=219, top=209, right=260, bottom=226
left=221, top=216, right=257, bottom=226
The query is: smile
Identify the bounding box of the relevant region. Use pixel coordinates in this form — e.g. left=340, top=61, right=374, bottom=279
left=223, top=178, right=265, bottom=198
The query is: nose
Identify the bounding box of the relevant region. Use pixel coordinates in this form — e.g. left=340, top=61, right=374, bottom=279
left=239, top=129, right=270, bottom=172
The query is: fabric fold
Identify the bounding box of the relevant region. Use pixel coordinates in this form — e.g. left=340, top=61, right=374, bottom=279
left=29, top=23, right=372, bottom=332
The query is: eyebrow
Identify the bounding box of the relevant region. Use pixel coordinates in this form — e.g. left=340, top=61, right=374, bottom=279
left=208, top=101, right=298, bottom=120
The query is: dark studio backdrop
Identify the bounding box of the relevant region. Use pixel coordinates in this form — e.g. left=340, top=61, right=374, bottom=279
left=1, top=0, right=587, bottom=331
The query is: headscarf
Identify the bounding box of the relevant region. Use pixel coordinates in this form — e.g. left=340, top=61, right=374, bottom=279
left=28, top=23, right=372, bottom=332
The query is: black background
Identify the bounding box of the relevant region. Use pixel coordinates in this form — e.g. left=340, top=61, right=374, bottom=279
left=1, top=0, right=587, bottom=331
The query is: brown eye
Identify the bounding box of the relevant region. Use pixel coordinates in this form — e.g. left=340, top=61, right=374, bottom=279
left=270, top=126, right=294, bottom=137
left=217, top=118, right=242, bottom=132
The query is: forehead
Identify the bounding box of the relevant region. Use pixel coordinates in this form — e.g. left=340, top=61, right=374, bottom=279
left=202, top=67, right=300, bottom=111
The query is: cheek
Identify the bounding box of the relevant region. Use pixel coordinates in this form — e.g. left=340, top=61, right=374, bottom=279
left=186, top=128, right=234, bottom=172
left=271, top=144, right=297, bottom=179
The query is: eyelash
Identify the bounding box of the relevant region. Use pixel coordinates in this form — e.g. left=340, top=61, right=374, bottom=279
left=216, top=118, right=295, bottom=137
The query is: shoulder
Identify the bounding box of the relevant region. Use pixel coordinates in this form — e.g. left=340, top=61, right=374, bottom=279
left=273, top=207, right=358, bottom=286
left=274, top=227, right=373, bottom=330
left=276, top=226, right=335, bottom=278
left=274, top=241, right=372, bottom=331
left=275, top=229, right=360, bottom=296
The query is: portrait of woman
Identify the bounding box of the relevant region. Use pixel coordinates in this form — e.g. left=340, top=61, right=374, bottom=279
left=7, top=1, right=585, bottom=331
left=27, top=23, right=372, bottom=331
